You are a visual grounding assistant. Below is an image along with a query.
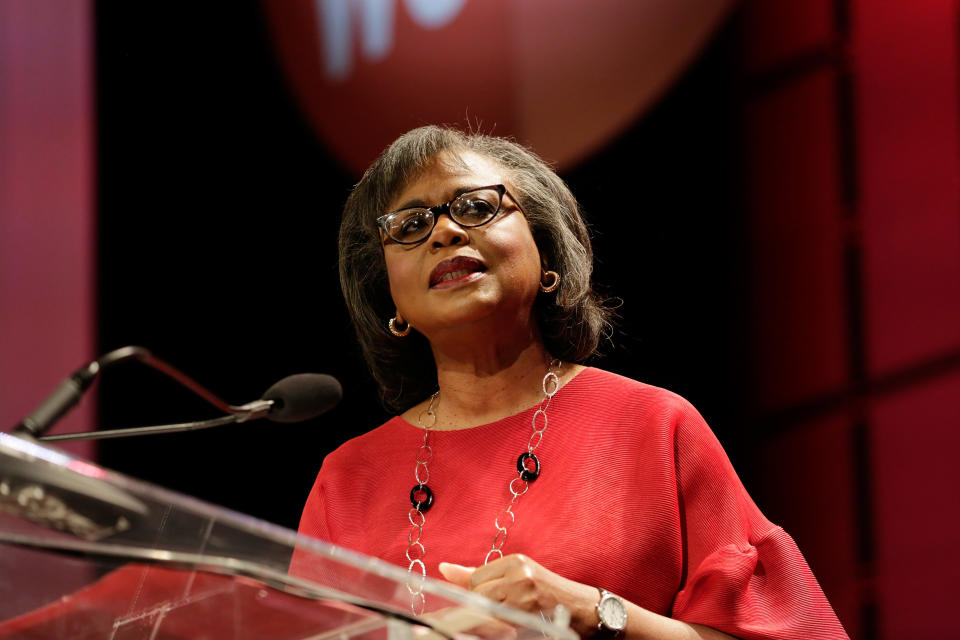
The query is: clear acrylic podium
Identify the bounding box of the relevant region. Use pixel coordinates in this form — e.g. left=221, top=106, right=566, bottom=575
left=0, top=432, right=576, bottom=640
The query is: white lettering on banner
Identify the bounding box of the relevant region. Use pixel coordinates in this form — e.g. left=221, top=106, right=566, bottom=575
left=316, top=0, right=467, bottom=80
left=403, top=0, right=466, bottom=27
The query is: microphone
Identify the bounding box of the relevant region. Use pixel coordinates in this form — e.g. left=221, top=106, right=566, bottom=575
left=37, top=372, right=343, bottom=442
left=262, top=373, right=343, bottom=423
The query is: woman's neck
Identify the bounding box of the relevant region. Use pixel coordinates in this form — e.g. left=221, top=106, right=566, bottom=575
left=434, top=339, right=550, bottom=425
left=399, top=332, right=582, bottom=430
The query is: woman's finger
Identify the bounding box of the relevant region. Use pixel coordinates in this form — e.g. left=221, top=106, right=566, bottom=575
left=469, top=554, right=530, bottom=588
left=438, top=562, right=476, bottom=588
left=474, top=575, right=539, bottom=610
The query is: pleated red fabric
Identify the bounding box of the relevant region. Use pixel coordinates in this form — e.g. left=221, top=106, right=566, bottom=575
left=294, top=368, right=848, bottom=639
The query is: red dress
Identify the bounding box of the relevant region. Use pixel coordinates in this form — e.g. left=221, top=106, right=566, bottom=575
left=294, top=367, right=848, bottom=639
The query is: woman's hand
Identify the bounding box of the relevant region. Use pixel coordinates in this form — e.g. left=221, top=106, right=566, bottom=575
left=438, top=554, right=599, bottom=637
left=438, top=555, right=737, bottom=640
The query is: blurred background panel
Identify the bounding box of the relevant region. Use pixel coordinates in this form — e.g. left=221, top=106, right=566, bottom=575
left=2, top=1, right=959, bottom=637
left=0, top=0, right=99, bottom=617
left=262, top=0, right=734, bottom=171
left=0, top=1, right=96, bottom=459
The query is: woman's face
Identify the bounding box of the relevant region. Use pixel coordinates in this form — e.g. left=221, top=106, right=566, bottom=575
left=382, top=150, right=543, bottom=339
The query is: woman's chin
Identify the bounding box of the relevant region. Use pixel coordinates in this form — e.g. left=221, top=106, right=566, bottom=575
left=418, top=298, right=504, bottom=332
left=425, top=307, right=496, bottom=332
left=417, top=296, right=540, bottom=343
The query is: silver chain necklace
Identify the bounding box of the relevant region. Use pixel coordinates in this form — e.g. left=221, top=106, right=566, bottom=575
left=404, top=360, right=562, bottom=614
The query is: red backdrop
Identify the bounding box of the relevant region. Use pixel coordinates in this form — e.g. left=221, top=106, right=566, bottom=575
left=0, top=0, right=98, bottom=621
left=741, top=1, right=960, bottom=637
left=0, top=1, right=96, bottom=457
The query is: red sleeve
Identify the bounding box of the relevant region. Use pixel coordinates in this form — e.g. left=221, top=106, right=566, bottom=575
left=289, top=467, right=333, bottom=579
left=668, top=398, right=848, bottom=639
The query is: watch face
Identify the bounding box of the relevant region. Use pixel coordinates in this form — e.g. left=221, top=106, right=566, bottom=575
left=599, top=596, right=627, bottom=630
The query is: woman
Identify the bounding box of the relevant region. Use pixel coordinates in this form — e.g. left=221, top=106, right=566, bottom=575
left=295, top=126, right=847, bottom=639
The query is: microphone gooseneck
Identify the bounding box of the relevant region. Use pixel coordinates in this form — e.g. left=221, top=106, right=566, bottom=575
left=12, top=346, right=151, bottom=437
left=23, top=348, right=343, bottom=442
left=13, top=346, right=241, bottom=438
left=14, top=361, right=101, bottom=437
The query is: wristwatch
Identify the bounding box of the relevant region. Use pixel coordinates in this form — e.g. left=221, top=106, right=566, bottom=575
left=595, top=588, right=627, bottom=638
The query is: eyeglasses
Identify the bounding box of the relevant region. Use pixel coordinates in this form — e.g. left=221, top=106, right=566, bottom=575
left=376, top=184, right=520, bottom=245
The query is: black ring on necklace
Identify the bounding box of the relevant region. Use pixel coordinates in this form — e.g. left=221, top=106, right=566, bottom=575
left=517, top=452, right=540, bottom=481
left=410, top=484, right=434, bottom=511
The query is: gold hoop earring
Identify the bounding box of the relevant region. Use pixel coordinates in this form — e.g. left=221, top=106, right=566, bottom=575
left=539, top=270, right=560, bottom=293
left=388, top=316, right=411, bottom=337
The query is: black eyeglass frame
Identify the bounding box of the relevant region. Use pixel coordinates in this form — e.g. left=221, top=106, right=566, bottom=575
left=376, top=184, right=522, bottom=245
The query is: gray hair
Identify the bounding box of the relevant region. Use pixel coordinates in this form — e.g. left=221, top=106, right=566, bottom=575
left=338, top=125, right=613, bottom=411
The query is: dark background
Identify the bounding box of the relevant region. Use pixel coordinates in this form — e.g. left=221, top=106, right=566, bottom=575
left=95, top=3, right=745, bottom=531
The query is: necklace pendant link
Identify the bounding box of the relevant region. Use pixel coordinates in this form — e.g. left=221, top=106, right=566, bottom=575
left=527, top=429, right=544, bottom=452
left=531, top=407, right=548, bottom=436
left=407, top=524, right=422, bottom=545
left=494, top=508, right=515, bottom=530
left=410, top=591, right=425, bottom=615
left=414, top=461, right=430, bottom=485
left=406, top=541, right=426, bottom=563
left=509, top=476, right=530, bottom=497
left=492, top=526, right=508, bottom=550
left=415, top=444, right=433, bottom=464
left=409, top=484, right=434, bottom=511
left=408, top=507, right=425, bottom=527
left=517, top=451, right=541, bottom=481
left=542, top=371, right=560, bottom=397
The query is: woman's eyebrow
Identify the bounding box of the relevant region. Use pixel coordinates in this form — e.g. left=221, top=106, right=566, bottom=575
left=393, top=195, right=426, bottom=210
left=393, top=185, right=484, bottom=211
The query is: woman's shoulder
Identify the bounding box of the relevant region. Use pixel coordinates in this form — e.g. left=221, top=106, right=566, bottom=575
left=567, top=366, right=700, bottom=417
left=321, top=415, right=410, bottom=467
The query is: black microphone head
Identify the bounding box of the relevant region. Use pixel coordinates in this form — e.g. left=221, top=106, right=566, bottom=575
left=261, top=374, right=342, bottom=423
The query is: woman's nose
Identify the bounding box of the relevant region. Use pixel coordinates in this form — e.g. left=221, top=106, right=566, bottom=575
left=430, top=213, right=469, bottom=248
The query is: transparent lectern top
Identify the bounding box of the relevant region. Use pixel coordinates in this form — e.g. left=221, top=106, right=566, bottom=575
left=0, top=432, right=576, bottom=640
